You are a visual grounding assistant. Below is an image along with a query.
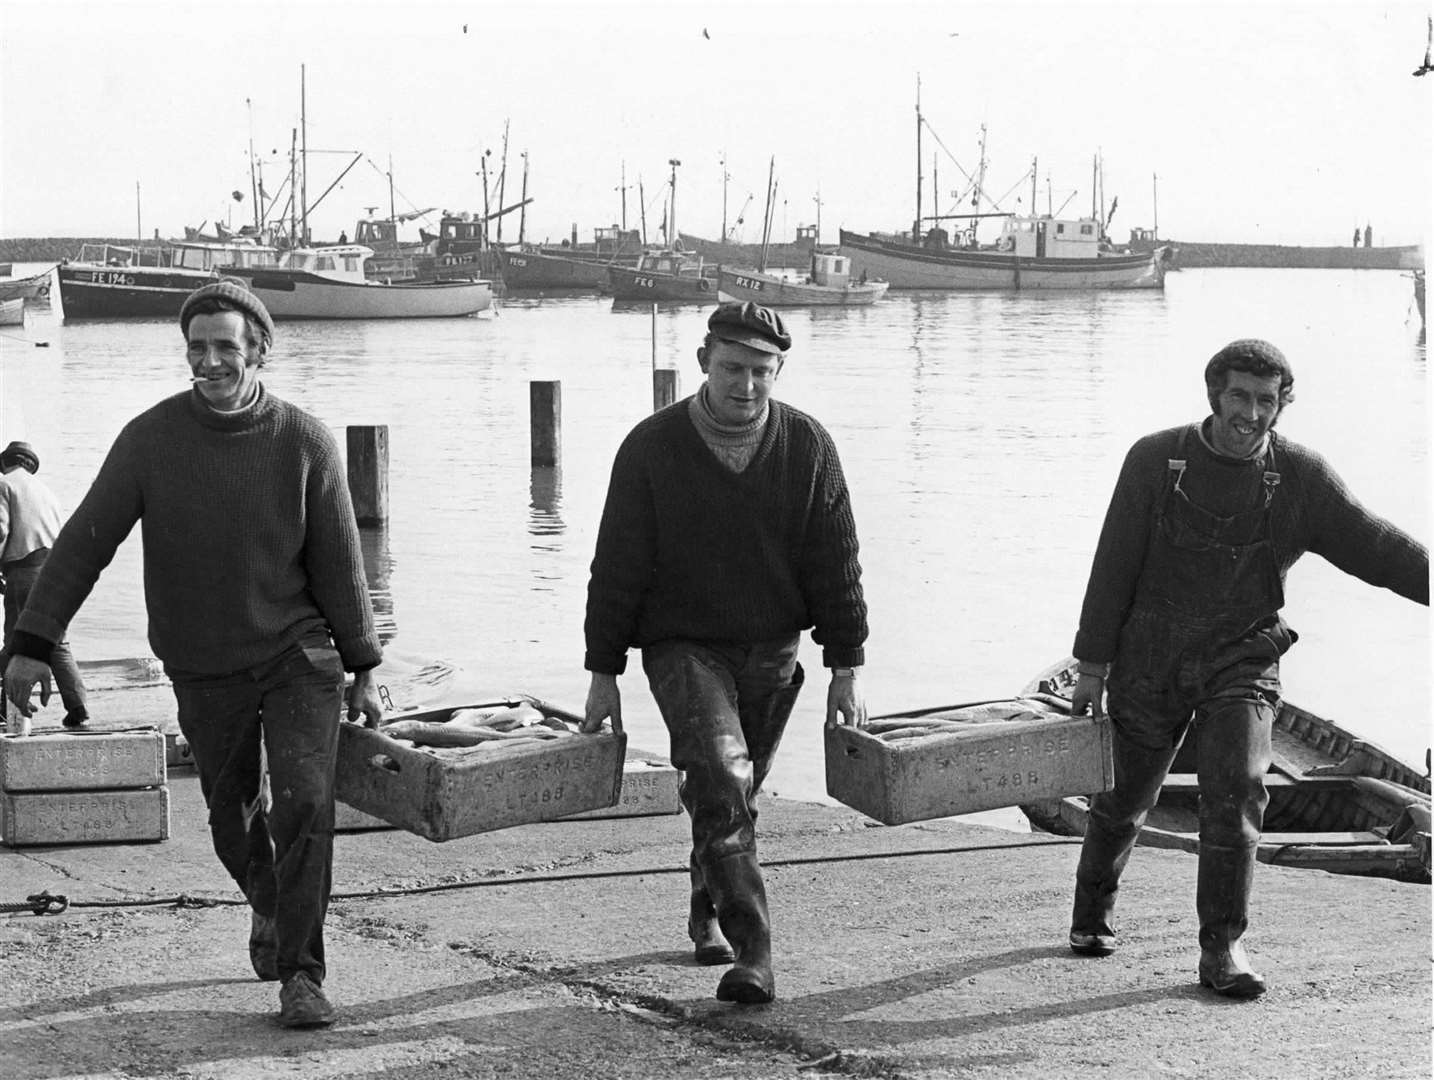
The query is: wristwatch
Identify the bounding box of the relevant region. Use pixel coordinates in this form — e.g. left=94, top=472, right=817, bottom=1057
left=831, top=667, right=858, bottom=678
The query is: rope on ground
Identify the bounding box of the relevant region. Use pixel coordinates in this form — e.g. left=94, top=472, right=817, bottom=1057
left=4, top=837, right=1081, bottom=915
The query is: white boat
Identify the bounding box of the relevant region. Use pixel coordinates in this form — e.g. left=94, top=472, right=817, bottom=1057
left=0, top=298, right=24, bottom=326
left=222, top=245, right=493, bottom=319
left=718, top=252, right=889, bottom=307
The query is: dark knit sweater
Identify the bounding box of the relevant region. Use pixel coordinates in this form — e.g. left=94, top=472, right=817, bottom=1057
left=13, top=386, right=382, bottom=674
left=584, top=397, right=867, bottom=674
left=1074, top=421, right=1429, bottom=664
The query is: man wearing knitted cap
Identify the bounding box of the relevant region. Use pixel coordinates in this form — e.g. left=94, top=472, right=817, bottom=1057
left=0, top=440, right=89, bottom=729
left=1065, top=338, right=1427, bottom=999
left=582, top=301, right=869, bottom=1006
left=3, top=278, right=383, bottom=1029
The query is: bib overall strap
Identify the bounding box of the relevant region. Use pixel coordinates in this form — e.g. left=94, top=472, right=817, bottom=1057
left=1260, top=440, right=1281, bottom=508
left=1167, top=425, right=1192, bottom=495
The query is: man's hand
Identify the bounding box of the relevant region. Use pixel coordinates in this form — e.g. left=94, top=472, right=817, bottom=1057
left=825, top=668, right=867, bottom=728
left=582, top=672, right=622, bottom=734
left=345, top=668, right=384, bottom=728
left=1071, top=672, right=1106, bottom=718
left=4, top=655, right=53, bottom=735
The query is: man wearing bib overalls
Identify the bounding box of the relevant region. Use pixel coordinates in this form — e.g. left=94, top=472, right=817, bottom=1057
left=1066, top=338, right=1428, bottom=998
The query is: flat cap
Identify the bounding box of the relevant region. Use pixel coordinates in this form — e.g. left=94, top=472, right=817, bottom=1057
left=0, top=440, right=38, bottom=473
left=179, top=277, right=274, bottom=345
left=707, top=301, right=791, bottom=354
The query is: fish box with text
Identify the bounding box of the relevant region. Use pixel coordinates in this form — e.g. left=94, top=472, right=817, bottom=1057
left=561, top=746, right=682, bottom=820
left=825, top=699, right=1114, bottom=825
left=1, top=787, right=171, bottom=846
left=334, top=697, right=626, bottom=841
left=1, top=727, right=166, bottom=791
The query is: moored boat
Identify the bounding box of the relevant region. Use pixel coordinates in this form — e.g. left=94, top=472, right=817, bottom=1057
left=57, top=238, right=280, bottom=319
left=222, top=244, right=493, bottom=319
left=717, top=251, right=889, bottom=306
left=607, top=248, right=719, bottom=303
left=498, top=248, right=611, bottom=291
left=0, top=298, right=24, bottom=326
left=1017, top=658, right=1432, bottom=883
left=0, top=267, right=54, bottom=302
left=839, top=224, right=1168, bottom=290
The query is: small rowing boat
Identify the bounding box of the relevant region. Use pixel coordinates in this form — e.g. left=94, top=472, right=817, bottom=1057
left=1018, top=658, right=1431, bottom=883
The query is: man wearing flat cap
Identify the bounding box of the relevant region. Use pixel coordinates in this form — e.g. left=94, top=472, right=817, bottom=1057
left=582, top=300, right=869, bottom=1005
left=3, top=278, right=383, bottom=1030
left=1066, top=338, right=1427, bottom=999
left=0, top=440, right=89, bottom=728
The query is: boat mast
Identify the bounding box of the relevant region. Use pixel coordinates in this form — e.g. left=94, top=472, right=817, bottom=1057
left=247, top=97, right=259, bottom=232
left=914, top=73, right=923, bottom=243
left=496, top=119, right=510, bottom=245
left=135, top=180, right=142, bottom=245
left=300, top=64, right=308, bottom=246
left=479, top=149, right=491, bottom=252
left=388, top=153, right=397, bottom=237
left=618, top=160, right=629, bottom=232
left=1152, top=171, right=1159, bottom=239
left=638, top=176, right=647, bottom=245
left=813, top=186, right=822, bottom=246
left=721, top=151, right=729, bottom=244
left=667, top=158, right=681, bottom=250
left=289, top=128, right=298, bottom=248
left=1030, top=156, right=1038, bottom=217
left=1091, top=154, right=1098, bottom=222
left=759, top=156, right=775, bottom=273
left=519, top=151, right=529, bottom=244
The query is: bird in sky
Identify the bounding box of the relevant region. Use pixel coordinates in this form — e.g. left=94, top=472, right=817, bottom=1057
left=1414, top=15, right=1433, bottom=76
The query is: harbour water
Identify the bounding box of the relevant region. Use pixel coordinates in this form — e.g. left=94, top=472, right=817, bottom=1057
left=0, top=266, right=1428, bottom=820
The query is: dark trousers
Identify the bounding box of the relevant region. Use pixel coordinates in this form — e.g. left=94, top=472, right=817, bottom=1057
left=167, top=633, right=344, bottom=984
left=642, top=636, right=804, bottom=867
left=1, top=553, right=87, bottom=714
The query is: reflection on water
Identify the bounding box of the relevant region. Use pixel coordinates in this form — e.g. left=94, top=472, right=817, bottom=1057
left=359, top=527, right=397, bottom=646
left=1, top=269, right=1426, bottom=808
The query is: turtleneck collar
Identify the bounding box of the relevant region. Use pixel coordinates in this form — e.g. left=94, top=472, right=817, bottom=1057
left=187, top=381, right=273, bottom=430
left=1198, top=415, right=1270, bottom=461
left=694, top=384, right=768, bottom=434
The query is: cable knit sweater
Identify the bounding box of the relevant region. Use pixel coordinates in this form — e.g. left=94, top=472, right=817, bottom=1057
left=584, top=396, right=867, bottom=674
left=12, top=385, right=382, bottom=674
left=1074, top=420, right=1429, bottom=664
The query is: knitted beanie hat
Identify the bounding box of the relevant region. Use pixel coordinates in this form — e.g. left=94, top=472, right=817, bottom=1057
left=179, top=277, right=275, bottom=347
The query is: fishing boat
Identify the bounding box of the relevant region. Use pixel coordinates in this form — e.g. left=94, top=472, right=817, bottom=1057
left=0, top=267, right=54, bottom=302
left=839, top=88, right=1168, bottom=290
left=0, top=298, right=24, bottom=326
left=605, top=159, right=719, bottom=304
left=57, top=238, right=280, bottom=318
left=1018, top=658, right=1432, bottom=883
left=718, top=252, right=888, bottom=307
left=716, top=158, right=888, bottom=307
left=497, top=227, right=645, bottom=292
left=221, top=244, right=492, bottom=319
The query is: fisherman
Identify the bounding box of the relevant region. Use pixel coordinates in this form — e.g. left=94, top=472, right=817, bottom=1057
left=1066, top=338, right=1428, bottom=998
left=0, top=440, right=88, bottom=729
left=2, top=278, right=383, bottom=1029
left=581, top=300, right=869, bottom=1005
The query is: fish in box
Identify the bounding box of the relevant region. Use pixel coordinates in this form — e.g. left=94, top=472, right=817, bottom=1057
left=825, top=698, right=1114, bottom=825
left=334, top=696, right=627, bottom=841
left=0, top=726, right=167, bottom=792
left=1, top=786, right=170, bottom=846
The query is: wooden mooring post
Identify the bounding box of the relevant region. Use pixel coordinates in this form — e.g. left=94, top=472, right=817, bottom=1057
left=653, top=369, right=679, bottom=411
left=346, top=425, right=389, bottom=527
left=530, top=380, right=562, bottom=467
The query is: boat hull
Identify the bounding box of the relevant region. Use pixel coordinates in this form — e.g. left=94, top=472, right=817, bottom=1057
left=0, top=298, right=24, bottom=325
left=1017, top=659, right=1432, bottom=882
left=607, top=264, right=719, bottom=303
left=838, top=230, right=1167, bottom=290
left=0, top=269, right=54, bottom=303
left=498, top=249, right=612, bottom=291
left=716, top=268, right=889, bottom=306
left=225, top=269, right=493, bottom=319
left=58, top=265, right=216, bottom=318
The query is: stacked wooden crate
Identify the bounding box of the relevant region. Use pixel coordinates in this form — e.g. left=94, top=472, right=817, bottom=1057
left=0, top=726, right=170, bottom=846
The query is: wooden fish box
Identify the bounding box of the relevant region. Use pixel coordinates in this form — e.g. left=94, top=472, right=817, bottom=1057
left=562, top=745, right=682, bottom=820
left=0, top=727, right=167, bottom=792
left=1, top=787, right=170, bottom=846
left=825, top=701, right=1114, bottom=825
left=334, top=800, right=395, bottom=832
left=333, top=697, right=627, bottom=842
left=164, top=730, right=196, bottom=772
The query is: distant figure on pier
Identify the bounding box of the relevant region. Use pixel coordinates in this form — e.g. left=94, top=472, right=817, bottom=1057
left=1352, top=226, right=1361, bottom=247
left=0, top=441, right=88, bottom=728
left=1364, top=223, right=1373, bottom=248
left=337, top=230, right=348, bottom=244
left=582, top=300, right=869, bottom=1007
left=2, top=279, right=383, bottom=1032
left=1064, top=338, right=1428, bottom=1000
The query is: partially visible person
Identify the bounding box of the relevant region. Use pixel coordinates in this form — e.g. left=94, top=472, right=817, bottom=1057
left=0, top=440, right=88, bottom=728
left=3, top=279, right=383, bottom=1030
left=583, top=301, right=869, bottom=1006
left=1066, top=338, right=1428, bottom=999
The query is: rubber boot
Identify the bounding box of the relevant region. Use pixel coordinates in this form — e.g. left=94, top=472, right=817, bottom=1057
left=1196, top=841, right=1266, bottom=999
left=704, top=851, right=774, bottom=1004
left=1070, top=733, right=1179, bottom=956
left=687, top=853, right=734, bottom=965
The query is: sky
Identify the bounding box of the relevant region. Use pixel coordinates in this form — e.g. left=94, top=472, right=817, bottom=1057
left=2, top=0, right=1431, bottom=248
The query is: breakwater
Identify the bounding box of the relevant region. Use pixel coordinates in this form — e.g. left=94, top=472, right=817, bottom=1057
left=0, top=238, right=148, bottom=263
left=1141, top=239, right=1423, bottom=271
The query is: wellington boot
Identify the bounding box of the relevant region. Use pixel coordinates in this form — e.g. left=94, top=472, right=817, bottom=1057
left=716, top=955, right=774, bottom=1005
left=704, top=851, right=775, bottom=1005
left=1198, top=942, right=1267, bottom=999
left=250, top=910, right=279, bottom=982
left=689, top=914, right=735, bottom=966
